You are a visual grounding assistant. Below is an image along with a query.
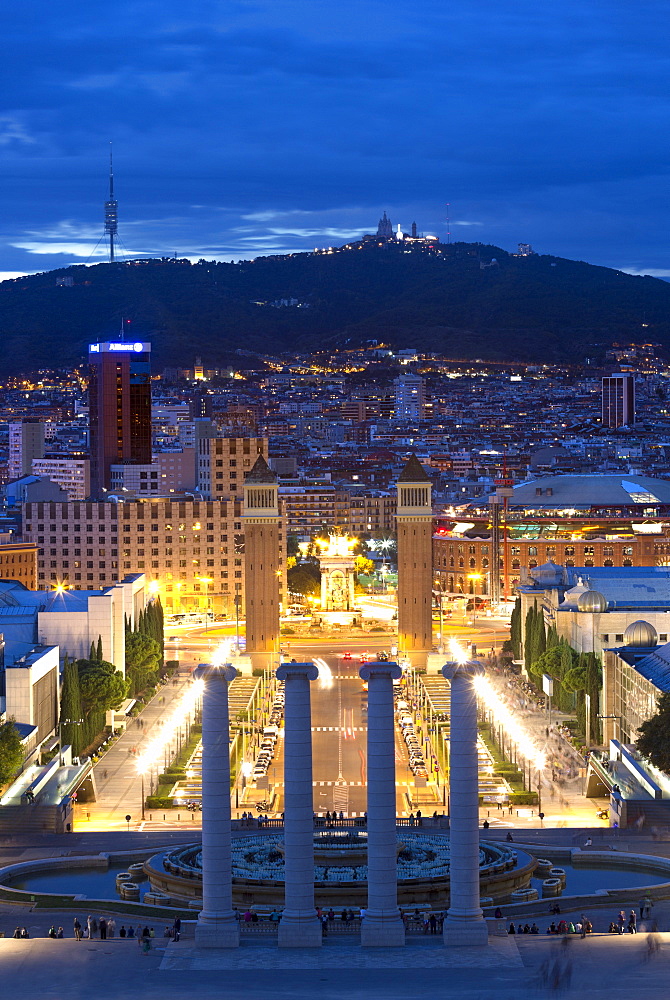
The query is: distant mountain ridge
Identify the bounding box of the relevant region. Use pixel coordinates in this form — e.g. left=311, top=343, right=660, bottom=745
left=0, top=240, right=668, bottom=374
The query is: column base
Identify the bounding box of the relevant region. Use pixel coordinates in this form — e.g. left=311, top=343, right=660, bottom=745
left=278, top=912, right=323, bottom=948
left=443, top=917, right=489, bottom=948
left=361, top=911, right=406, bottom=947
left=195, top=912, right=240, bottom=949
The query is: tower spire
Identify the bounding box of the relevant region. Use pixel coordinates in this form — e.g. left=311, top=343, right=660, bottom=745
left=104, top=142, right=118, bottom=263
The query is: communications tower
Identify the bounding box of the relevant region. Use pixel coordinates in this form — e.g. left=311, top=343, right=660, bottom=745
left=104, top=144, right=118, bottom=262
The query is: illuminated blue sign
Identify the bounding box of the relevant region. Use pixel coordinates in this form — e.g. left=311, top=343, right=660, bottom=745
left=89, top=341, right=150, bottom=354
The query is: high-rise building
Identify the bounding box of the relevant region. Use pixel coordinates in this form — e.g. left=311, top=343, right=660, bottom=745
left=8, top=421, right=45, bottom=480
left=602, top=372, right=635, bottom=428
left=88, top=341, right=152, bottom=497
left=393, top=373, right=427, bottom=421
left=396, top=455, right=433, bottom=666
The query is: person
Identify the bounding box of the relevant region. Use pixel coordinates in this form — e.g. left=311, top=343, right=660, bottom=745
left=609, top=921, right=618, bottom=933
left=107, top=918, right=115, bottom=938
left=119, top=925, right=126, bottom=939
left=12, top=928, right=20, bottom=939
left=48, top=925, right=57, bottom=938
left=87, top=915, right=97, bottom=939
left=327, top=908, right=334, bottom=921
left=416, top=809, right=422, bottom=826
left=482, top=819, right=490, bottom=830
left=73, top=918, right=82, bottom=941
left=429, top=913, right=437, bottom=934
left=99, top=917, right=107, bottom=940
left=531, top=923, right=539, bottom=934
left=584, top=837, right=592, bottom=847
left=341, top=909, right=348, bottom=922
left=409, top=812, right=415, bottom=827
left=127, top=926, right=134, bottom=938
left=508, top=922, right=516, bottom=934
left=641, top=896, right=653, bottom=920
left=523, top=924, right=531, bottom=934
left=360, top=907, right=367, bottom=921
left=618, top=910, right=626, bottom=934
left=20, top=928, right=29, bottom=939
left=57, top=927, right=64, bottom=939
left=173, top=917, right=181, bottom=942
left=143, top=926, right=151, bottom=940
left=149, top=927, right=155, bottom=938
left=321, top=915, right=328, bottom=936
left=506, top=831, right=514, bottom=842
left=628, top=910, right=637, bottom=934
left=494, top=907, right=502, bottom=919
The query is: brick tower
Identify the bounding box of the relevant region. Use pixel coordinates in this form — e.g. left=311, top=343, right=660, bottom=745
left=243, top=455, right=280, bottom=668
left=396, top=455, right=433, bottom=666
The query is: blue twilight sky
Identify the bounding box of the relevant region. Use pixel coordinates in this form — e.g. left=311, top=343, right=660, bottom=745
left=1, top=0, right=669, bottom=280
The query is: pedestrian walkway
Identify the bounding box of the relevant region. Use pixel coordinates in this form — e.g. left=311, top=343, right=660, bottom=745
left=80, top=671, right=194, bottom=832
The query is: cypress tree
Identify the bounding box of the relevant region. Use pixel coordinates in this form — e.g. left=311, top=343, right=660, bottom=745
left=96, top=635, right=103, bottom=662
left=89, top=641, right=97, bottom=662
left=60, top=655, right=83, bottom=756
left=534, top=610, right=546, bottom=659
left=524, top=605, right=536, bottom=671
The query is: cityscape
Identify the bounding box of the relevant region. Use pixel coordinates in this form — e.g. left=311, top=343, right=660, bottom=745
left=2, top=2, right=670, bottom=998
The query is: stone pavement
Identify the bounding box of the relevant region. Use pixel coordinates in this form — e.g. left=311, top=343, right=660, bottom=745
left=1, top=930, right=670, bottom=999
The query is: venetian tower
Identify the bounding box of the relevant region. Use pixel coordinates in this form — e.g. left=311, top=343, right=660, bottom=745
left=243, top=454, right=280, bottom=668
left=396, top=454, right=433, bottom=666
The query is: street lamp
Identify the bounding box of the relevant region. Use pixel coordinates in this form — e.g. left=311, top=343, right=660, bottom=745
left=434, top=578, right=445, bottom=653
left=138, top=767, right=146, bottom=820
left=467, top=573, right=482, bottom=628
left=198, top=577, right=213, bottom=631
left=234, top=593, right=241, bottom=653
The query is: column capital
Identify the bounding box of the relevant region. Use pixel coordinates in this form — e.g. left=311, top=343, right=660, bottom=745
left=276, top=661, right=319, bottom=683
left=360, top=660, right=402, bottom=682
left=194, top=662, right=237, bottom=685
left=441, top=659, right=485, bottom=682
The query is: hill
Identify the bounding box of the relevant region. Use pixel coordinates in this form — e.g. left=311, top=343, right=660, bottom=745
left=0, top=240, right=668, bottom=374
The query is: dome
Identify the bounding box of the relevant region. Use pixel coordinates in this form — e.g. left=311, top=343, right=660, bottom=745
left=577, top=591, right=608, bottom=613
left=623, top=620, right=658, bottom=648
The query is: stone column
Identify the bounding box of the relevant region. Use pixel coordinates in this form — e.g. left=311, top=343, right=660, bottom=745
left=276, top=661, right=322, bottom=947
left=194, top=662, right=240, bottom=948
left=360, top=660, right=405, bottom=947
left=442, top=659, right=488, bottom=947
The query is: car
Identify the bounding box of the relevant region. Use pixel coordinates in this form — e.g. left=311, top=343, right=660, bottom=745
left=342, top=651, right=352, bottom=660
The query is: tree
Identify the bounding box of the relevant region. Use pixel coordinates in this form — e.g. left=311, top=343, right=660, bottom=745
left=76, top=658, right=128, bottom=750
left=524, top=605, right=536, bottom=671
left=287, top=562, right=320, bottom=597
left=125, top=632, right=161, bottom=696
left=59, top=655, right=84, bottom=755
left=0, top=720, right=24, bottom=787
left=637, top=693, right=670, bottom=773
left=96, top=635, right=103, bottom=663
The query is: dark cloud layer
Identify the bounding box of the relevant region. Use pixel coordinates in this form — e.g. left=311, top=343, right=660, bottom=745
left=0, top=1, right=668, bottom=277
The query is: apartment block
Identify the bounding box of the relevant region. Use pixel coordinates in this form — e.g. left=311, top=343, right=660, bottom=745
left=31, top=455, right=90, bottom=500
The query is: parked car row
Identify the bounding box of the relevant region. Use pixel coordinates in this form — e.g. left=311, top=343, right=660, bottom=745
left=395, top=698, right=428, bottom=778
left=252, top=685, right=284, bottom=782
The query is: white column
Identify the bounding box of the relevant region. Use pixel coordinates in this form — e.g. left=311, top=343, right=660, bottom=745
left=194, top=662, right=240, bottom=948
left=360, top=660, right=405, bottom=947
left=276, top=661, right=322, bottom=947
left=442, top=660, right=488, bottom=947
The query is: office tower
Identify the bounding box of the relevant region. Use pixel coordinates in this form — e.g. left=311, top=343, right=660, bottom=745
left=8, top=420, right=45, bottom=480
left=396, top=454, right=433, bottom=666
left=393, top=373, right=427, bottom=421
left=602, top=373, right=635, bottom=428
left=88, top=341, right=152, bottom=497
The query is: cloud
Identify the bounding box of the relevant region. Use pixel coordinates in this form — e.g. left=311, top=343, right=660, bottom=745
left=0, top=2, right=667, bottom=276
